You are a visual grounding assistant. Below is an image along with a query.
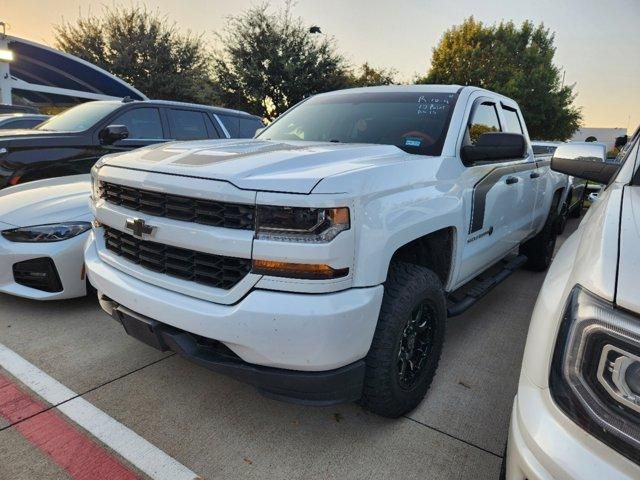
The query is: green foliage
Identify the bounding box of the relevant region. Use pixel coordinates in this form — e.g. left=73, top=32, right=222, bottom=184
left=469, top=124, right=498, bottom=144
left=348, top=63, right=397, bottom=88
left=212, top=3, right=352, bottom=120
left=55, top=6, right=216, bottom=104
left=418, top=17, right=582, bottom=140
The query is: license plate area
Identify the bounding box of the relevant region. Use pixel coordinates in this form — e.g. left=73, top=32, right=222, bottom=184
left=115, top=307, right=169, bottom=351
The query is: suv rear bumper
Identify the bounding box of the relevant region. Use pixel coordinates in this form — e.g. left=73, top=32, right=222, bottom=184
left=85, top=231, right=383, bottom=373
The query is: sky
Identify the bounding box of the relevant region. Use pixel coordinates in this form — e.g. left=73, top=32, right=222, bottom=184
left=2, top=0, right=638, bottom=130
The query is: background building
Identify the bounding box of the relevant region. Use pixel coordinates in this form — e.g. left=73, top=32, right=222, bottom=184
left=0, top=32, right=146, bottom=113
left=570, top=127, right=628, bottom=150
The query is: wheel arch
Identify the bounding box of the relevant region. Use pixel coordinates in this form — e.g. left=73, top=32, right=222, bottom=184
left=388, top=227, right=456, bottom=287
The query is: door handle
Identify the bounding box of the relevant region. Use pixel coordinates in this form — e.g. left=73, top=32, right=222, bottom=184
left=530, top=172, right=540, bottom=179
left=505, top=176, right=519, bottom=185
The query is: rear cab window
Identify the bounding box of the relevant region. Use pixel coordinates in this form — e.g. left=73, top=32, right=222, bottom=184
left=239, top=118, right=263, bottom=138
left=168, top=109, right=211, bottom=140
left=217, top=114, right=240, bottom=138
left=501, top=106, right=524, bottom=134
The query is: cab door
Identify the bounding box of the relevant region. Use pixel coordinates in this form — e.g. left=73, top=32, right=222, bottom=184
left=454, top=98, right=537, bottom=286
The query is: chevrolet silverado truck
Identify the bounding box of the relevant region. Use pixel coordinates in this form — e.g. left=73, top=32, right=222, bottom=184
left=86, top=85, right=568, bottom=417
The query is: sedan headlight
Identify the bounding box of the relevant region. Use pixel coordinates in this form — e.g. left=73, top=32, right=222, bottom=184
left=550, top=285, right=640, bottom=465
left=1, top=222, right=92, bottom=242
left=255, top=206, right=349, bottom=242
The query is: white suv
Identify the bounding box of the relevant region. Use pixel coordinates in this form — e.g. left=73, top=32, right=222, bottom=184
left=505, top=129, right=640, bottom=478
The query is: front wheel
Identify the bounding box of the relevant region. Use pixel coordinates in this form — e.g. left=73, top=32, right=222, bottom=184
left=361, top=261, right=446, bottom=418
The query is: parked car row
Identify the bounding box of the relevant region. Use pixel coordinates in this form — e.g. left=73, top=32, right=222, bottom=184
left=0, top=98, right=263, bottom=298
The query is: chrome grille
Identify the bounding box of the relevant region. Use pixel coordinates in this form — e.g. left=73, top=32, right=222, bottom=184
left=103, top=226, right=251, bottom=290
left=100, top=182, right=255, bottom=230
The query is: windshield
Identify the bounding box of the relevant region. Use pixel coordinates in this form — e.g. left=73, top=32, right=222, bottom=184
left=36, top=102, right=120, bottom=132
left=258, top=91, right=459, bottom=156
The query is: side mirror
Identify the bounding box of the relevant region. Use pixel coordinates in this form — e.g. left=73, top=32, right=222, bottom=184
left=461, top=132, right=527, bottom=164
left=99, top=125, right=129, bottom=145
left=551, top=142, right=617, bottom=184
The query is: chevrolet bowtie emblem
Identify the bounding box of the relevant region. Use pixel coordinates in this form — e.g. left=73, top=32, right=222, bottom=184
left=125, top=218, right=155, bottom=238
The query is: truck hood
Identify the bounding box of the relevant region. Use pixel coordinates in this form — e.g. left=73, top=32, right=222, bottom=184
left=100, top=139, right=409, bottom=194
left=0, top=174, right=91, bottom=228
left=616, top=186, right=640, bottom=313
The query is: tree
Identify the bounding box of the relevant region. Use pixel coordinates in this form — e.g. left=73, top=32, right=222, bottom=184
left=212, top=3, right=351, bottom=120
left=348, top=63, right=396, bottom=88
left=418, top=18, right=582, bottom=140
left=55, top=6, right=215, bottom=103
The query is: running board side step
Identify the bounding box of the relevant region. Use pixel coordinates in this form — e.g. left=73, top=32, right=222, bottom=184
left=446, top=254, right=527, bottom=317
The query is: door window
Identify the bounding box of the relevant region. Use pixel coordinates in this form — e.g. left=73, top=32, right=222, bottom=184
left=168, top=109, right=209, bottom=140
left=467, top=102, right=501, bottom=144
left=111, top=108, right=163, bottom=139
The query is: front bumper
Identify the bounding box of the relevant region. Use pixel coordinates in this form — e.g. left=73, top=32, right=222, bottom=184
left=0, top=225, right=88, bottom=300
left=85, top=232, right=384, bottom=372
left=506, top=374, right=640, bottom=480
left=100, top=298, right=366, bottom=405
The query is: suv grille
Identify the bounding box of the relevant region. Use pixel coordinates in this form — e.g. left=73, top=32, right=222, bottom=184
left=100, top=182, right=255, bottom=230
left=103, top=226, right=251, bottom=290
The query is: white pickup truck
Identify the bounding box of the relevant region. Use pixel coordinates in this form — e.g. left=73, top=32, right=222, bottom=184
left=86, top=85, right=568, bottom=417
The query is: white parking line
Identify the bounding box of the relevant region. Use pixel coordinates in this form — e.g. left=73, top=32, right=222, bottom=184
left=0, top=342, right=201, bottom=480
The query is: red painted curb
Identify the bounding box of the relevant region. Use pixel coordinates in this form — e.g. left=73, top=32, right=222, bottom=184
left=0, top=373, right=138, bottom=480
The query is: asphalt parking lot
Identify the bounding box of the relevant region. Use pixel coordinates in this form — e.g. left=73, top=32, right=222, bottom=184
left=0, top=219, right=579, bottom=480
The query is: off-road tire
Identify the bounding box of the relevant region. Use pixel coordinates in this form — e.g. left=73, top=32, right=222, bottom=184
left=361, top=261, right=446, bottom=418
left=520, top=207, right=557, bottom=271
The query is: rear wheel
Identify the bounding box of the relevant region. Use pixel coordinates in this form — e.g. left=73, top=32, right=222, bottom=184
left=361, top=261, right=446, bottom=418
left=520, top=206, right=558, bottom=271
left=556, top=201, right=569, bottom=235
left=570, top=191, right=584, bottom=218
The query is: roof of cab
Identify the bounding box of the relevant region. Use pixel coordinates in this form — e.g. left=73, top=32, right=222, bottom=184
left=311, top=84, right=520, bottom=107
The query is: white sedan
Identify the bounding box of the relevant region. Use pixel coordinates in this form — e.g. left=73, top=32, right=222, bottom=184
left=0, top=175, right=92, bottom=300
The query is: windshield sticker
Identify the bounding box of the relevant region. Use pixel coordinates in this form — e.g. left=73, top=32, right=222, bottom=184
left=404, top=137, right=422, bottom=147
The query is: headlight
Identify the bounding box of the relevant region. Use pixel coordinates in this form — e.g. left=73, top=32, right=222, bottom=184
left=550, top=285, right=640, bottom=465
left=1, top=222, right=92, bottom=242
left=255, top=206, right=349, bottom=242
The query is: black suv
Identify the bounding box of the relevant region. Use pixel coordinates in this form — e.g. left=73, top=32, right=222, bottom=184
left=0, top=99, right=263, bottom=189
